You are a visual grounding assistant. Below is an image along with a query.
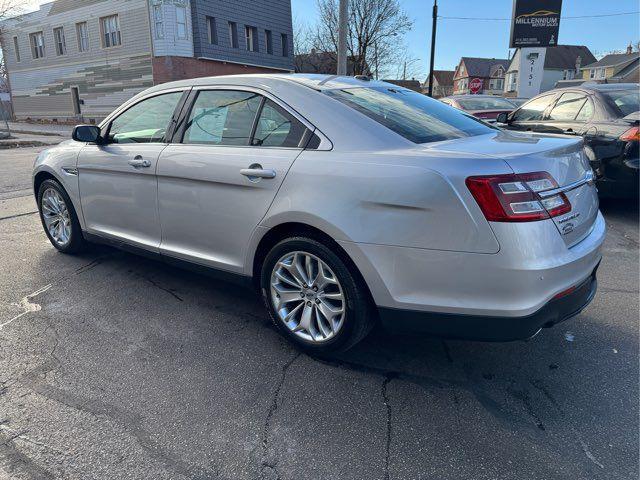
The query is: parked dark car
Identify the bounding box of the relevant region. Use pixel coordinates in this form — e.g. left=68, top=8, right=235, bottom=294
left=440, top=95, right=519, bottom=123
left=498, top=83, right=639, bottom=198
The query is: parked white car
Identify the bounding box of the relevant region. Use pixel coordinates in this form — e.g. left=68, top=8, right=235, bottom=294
left=33, top=74, right=605, bottom=352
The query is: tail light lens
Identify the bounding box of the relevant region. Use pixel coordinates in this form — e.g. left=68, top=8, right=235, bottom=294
left=620, top=126, right=640, bottom=142
left=466, top=172, right=571, bottom=222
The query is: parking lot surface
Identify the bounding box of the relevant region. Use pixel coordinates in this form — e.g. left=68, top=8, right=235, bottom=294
left=1, top=147, right=638, bottom=480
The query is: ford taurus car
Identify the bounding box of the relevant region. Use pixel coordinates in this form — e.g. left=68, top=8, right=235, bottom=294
left=33, top=74, right=605, bottom=352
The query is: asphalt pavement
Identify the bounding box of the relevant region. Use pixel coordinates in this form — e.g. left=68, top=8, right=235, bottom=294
left=0, top=146, right=638, bottom=480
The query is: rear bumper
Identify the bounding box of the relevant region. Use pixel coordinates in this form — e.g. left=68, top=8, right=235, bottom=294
left=378, top=266, right=598, bottom=341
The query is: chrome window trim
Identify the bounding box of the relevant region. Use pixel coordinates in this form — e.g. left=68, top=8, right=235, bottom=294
left=538, top=170, right=595, bottom=198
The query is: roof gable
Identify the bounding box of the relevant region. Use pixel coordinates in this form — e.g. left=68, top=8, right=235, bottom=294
left=459, top=57, right=510, bottom=77
left=543, top=45, right=596, bottom=70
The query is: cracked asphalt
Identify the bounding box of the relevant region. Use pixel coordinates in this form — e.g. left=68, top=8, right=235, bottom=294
left=1, top=146, right=638, bottom=480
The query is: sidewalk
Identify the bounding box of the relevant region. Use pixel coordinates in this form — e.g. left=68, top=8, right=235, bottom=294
left=0, top=131, right=66, bottom=149
left=5, top=121, right=73, bottom=137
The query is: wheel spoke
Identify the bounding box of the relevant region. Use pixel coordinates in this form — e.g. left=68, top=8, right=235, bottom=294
left=41, top=188, right=71, bottom=246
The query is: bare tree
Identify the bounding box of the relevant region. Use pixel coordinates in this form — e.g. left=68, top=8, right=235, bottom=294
left=314, top=0, right=412, bottom=76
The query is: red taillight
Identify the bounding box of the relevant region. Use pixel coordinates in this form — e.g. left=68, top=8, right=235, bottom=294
left=620, top=126, right=640, bottom=142
left=466, top=172, right=571, bottom=222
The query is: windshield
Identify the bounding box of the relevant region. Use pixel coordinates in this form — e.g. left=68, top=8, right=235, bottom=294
left=325, top=87, right=494, bottom=144
left=603, top=89, right=640, bottom=117
left=457, top=97, right=517, bottom=111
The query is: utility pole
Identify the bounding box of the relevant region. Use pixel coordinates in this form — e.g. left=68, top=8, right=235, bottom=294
left=427, top=0, right=438, bottom=97
left=337, top=0, right=349, bottom=75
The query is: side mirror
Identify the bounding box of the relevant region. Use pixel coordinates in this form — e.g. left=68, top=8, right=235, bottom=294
left=72, top=125, right=103, bottom=144
left=496, top=112, right=509, bottom=124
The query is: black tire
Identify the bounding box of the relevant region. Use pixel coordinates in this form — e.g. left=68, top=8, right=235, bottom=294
left=37, top=178, right=87, bottom=254
left=260, top=236, right=376, bottom=353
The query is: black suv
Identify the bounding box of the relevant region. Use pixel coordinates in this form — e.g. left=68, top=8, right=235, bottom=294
left=498, top=83, right=639, bottom=198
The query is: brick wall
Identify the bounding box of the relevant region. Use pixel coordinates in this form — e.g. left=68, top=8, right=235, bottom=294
left=152, top=56, right=285, bottom=85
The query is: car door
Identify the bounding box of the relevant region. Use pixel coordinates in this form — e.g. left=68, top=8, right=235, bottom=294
left=506, top=93, right=557, bottom=132
left=77, top=90, right=186, bottom=250
left=156, top=88, right=312, bottom=273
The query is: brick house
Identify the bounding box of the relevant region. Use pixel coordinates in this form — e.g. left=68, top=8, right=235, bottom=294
left=0, top=0, right=294, bottom=121
left=452, top=57, right=510, bottom=95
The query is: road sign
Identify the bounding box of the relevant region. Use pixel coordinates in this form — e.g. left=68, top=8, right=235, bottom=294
left=469, top=78, right=483, bottom=94
left=509, top=0, right=562, bottom=48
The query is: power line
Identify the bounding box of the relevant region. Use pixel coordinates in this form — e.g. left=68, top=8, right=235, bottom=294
left=439, top=11, right=639, bottom=21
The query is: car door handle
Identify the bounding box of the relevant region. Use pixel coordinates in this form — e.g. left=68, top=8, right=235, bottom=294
left=128, top=156, right=151, bottom=168
left=240, top=166, right=276, bottom=180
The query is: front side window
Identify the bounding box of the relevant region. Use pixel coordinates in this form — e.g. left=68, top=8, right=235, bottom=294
left=30, top=31, right=45, bottom=59
left=326, top=87, right=493, bottom=144
left=183, top=90, right=262, bottom=145
left=53, top=27, right=66, bottom=55
left=76, top=22, right=89, bottom=52
left=547, top=92, right=587, bottom=121
left=253, top=99, right=306, bottom=147
left=511, top=94, right=555, bottom=122
left=153, top=5, right=164, bottom=39
left=101, top=15, right=121, bottom=47
left=13, top=36, right=20, bottom=62
left=108, top=92, right=183, bottom=144
left=176, top=6, right=187, bottom=39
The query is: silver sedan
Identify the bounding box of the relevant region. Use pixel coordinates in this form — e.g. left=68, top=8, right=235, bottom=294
left=33, top=74, right=605, bottom=352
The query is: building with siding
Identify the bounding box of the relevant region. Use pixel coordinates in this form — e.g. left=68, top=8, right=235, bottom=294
left=0, top=0, right=294, bottom=121
left=452, top=57, right=510, bottom=96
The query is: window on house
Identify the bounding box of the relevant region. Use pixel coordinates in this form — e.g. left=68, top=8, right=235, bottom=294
left=489, top=78, right=504, bottom=90
left=562, top=69, right=575, bottom=80
left=153, top=5, right=164, bottom=39
left=101, top=14, right=121, bottom=47
left=53, top=27, right=67, bottom=55
left=13, top=36, right=20, bottom=62
left=245, top=25, right=257, bottom=52
left=506, top=72, right=517, bottom=91
left=29, top=31, right=45, bottom=59
left=176, top=6, right=187, bottom=39
left=265, top=29, right=273, bottom=54
left=228, top=21, right=238, bottom=48
left=281, top=33, right=288, bottom=57
left=207, top=16, right=217, bottom=44
left=76, top=22, right=89, bottom=52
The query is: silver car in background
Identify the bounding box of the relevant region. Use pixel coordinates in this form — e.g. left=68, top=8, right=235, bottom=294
left=33, top=74, right=605, bottom=352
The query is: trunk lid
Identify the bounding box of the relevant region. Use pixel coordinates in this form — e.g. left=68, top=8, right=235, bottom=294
left=495, top=132, right=599, bottom=247
left=428, top=131, right=599, bottom=247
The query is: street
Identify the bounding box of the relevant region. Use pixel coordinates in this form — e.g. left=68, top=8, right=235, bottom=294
left=0, top=146, right=638, bottom=480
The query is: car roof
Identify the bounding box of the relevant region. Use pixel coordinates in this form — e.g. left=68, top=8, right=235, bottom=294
left=551, top=82, right=639, bottom=94
left=144, top=73, right=393, bottom=94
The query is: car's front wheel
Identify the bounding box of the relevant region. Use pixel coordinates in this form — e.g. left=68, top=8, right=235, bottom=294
left=260, top=236, right=375, bottom=352
left=37, top=178, right=86, bottom=254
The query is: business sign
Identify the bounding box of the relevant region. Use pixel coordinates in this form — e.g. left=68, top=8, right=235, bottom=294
left=469, top=78, right=483, bottom=94
left=509, top=0, right=562, bottom=48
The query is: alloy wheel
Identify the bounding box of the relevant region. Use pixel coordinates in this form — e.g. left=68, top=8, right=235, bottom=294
left=41, top=188, right=72, bottom=247
left=270, top=251, right=346, bottom=343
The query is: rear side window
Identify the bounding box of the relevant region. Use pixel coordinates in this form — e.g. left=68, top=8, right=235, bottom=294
left=547, top=92, right=587, bottom=121
left=252, top=99, right=306, bottom=147
left=183, top=90, right=262, bottom=145
left=326, top=87, right=493, bottom=144
left=511, top=94, right=555, bottom=122
left=108, top=92, right=183, bottom=143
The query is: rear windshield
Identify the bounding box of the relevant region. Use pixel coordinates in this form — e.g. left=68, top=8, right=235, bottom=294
left=457, top=97, right=517, bottom=111
left=325, top=87, right=494, bottom=144
left=603, top=89, right=639, bottom=117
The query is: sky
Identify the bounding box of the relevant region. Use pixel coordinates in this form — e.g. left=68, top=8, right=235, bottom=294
left=292, top=0, right=640, bottom=79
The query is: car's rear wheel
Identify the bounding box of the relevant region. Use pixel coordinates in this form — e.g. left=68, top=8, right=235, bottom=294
left=260, top=236, right=375, bottom=352
left=37, top=179, right=86, bottom=254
